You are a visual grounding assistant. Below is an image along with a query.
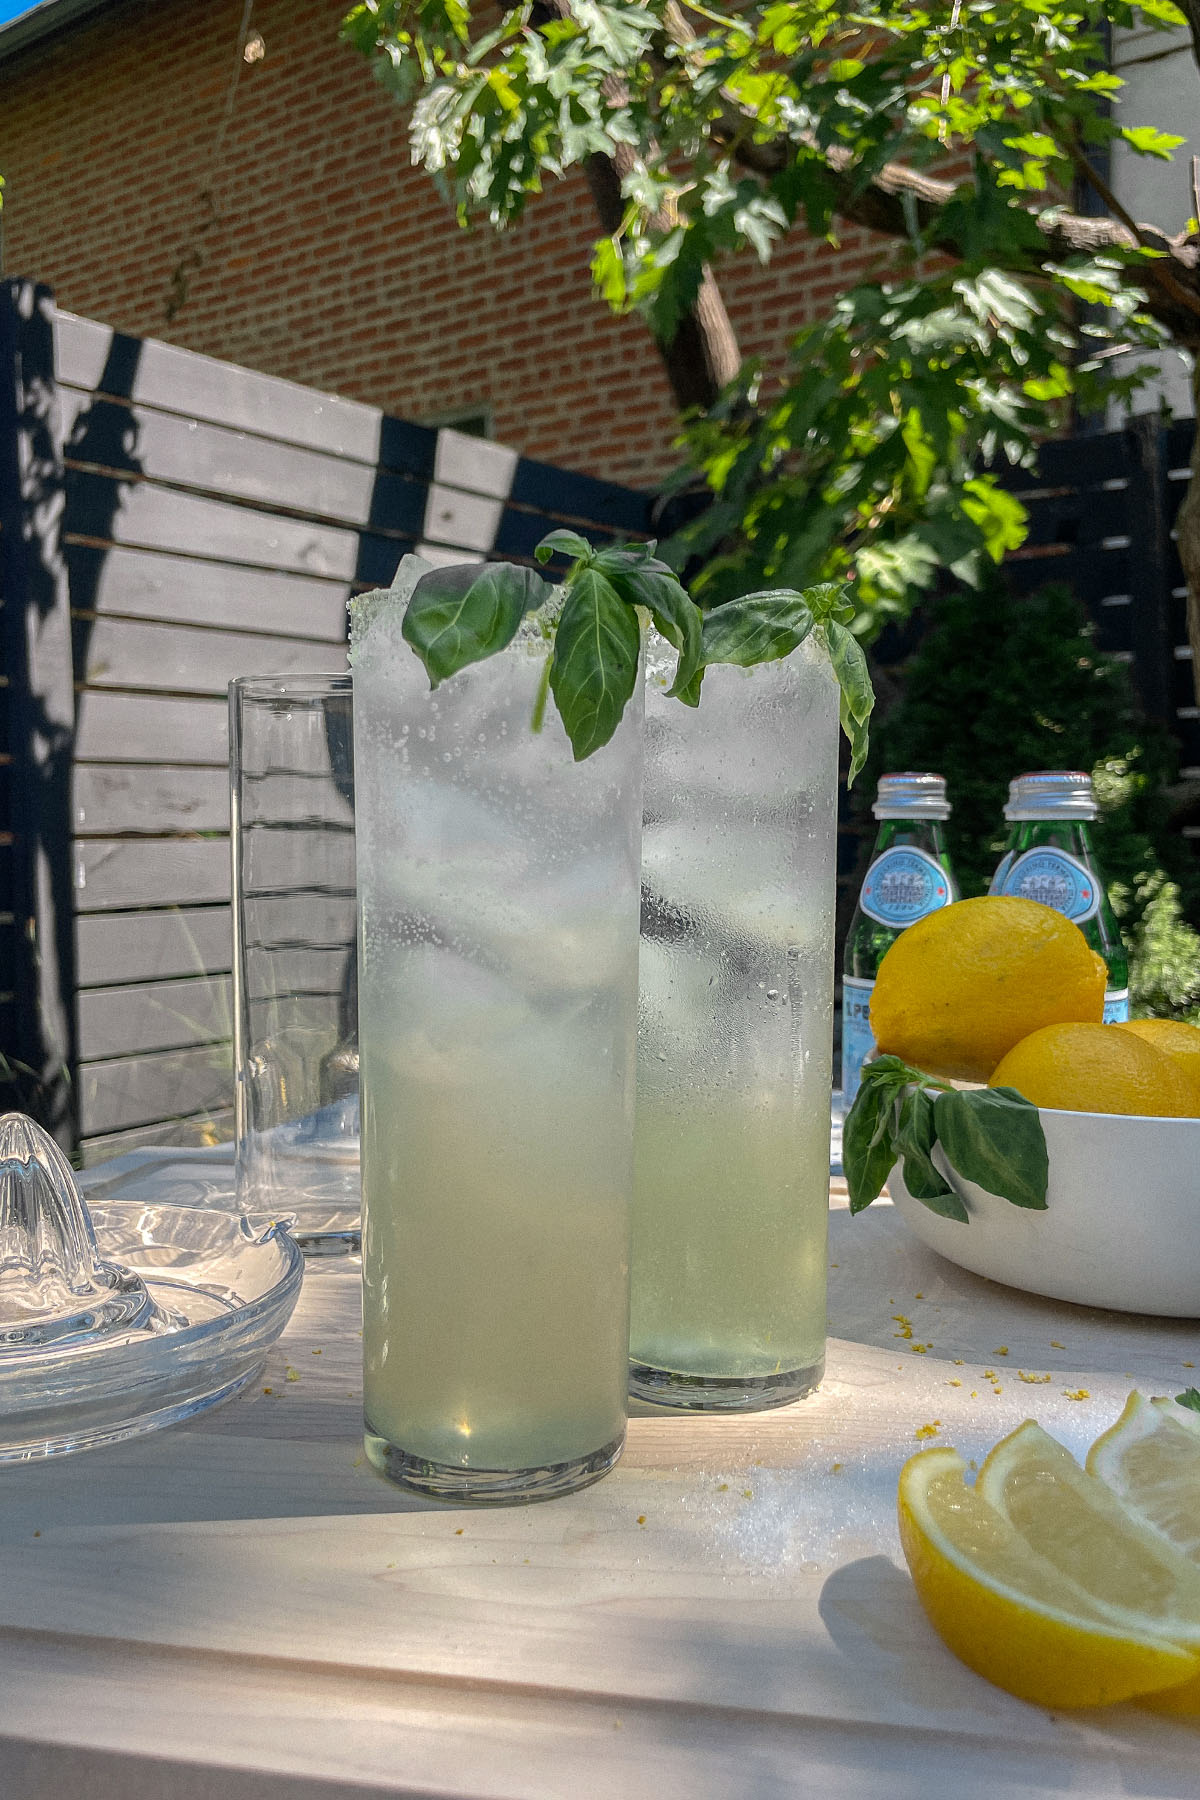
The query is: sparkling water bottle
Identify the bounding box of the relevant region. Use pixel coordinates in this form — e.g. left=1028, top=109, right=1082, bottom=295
left=840, top=773, right=959, bottom=1102
left=988, top=770, right=1129, bottom=1022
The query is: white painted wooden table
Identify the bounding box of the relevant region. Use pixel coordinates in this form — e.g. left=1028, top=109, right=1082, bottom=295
left=1, top=1167, right=1197, bottom=1798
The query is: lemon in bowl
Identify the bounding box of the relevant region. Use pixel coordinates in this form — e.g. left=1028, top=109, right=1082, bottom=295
left=869, top=895, right=1106, bottom=1083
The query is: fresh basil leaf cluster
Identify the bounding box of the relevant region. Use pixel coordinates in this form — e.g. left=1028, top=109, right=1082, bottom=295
left=1178, top=1388, right=1200, bottom=1415
left=399, top=534, right=874, bottom=768
left=844, top=1054, right=1049, bottom=1223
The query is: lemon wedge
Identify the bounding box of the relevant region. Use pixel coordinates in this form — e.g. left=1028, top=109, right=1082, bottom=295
left=1086, top=1392, right=1200, bottom=1564
left=976, top=1420, right=1200, bottom=1650
left=897, top=1446, right=1200, bottom=1708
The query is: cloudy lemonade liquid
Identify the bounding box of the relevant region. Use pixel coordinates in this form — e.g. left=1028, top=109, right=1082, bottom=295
left=351, top=580, right=641, bottom=1495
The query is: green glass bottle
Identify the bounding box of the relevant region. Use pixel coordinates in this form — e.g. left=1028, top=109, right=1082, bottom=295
left=840, top=773, right=959, bottom=1102
left=988, top=770, right=1129, bottom=1021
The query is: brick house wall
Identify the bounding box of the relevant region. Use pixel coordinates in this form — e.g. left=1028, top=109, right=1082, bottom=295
left=0, top=0, right=894, bottom=490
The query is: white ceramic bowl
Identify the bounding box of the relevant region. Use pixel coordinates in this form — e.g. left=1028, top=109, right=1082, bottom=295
left=887, top=1107, right=1200, bottom=1316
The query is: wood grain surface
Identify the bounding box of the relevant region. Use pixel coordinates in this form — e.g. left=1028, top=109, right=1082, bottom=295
left=0, top=1178, right=1195, bottom=1798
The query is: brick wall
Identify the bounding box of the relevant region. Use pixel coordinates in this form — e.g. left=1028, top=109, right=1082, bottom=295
left=0, top=0, right=895, bottom=490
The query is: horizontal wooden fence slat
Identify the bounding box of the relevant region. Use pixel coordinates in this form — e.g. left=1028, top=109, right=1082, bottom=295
left=54, top=310, right=394, bottom=465
left=63, top=471, right=363, bottom=578
left=75, top=691, right=229, bottom=765
left=74, top=765, right=230, bottom=837
left=81, top=1106, right=235, bottom=1167
left=76, top=905, right=231, bottom=985
left=79, top=1041, right=232, bottom=1137
left=76, top=615, right=348, bottom=696
left=69, top=545, right=352, bottom=638
left=78, top=974, right=232, bottom=1061
left=60, top=391, right=381, bottom=525
left=76, top=838, right=231, bottom=911
left=243, top=945, right=352, bottom=1004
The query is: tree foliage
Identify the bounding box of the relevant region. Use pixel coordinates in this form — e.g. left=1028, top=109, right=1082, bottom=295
left=343, top=0, right=1194, bottom=630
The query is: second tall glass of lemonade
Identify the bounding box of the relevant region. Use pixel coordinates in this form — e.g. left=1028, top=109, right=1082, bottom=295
left=630, top=636, right=840, bottom=1410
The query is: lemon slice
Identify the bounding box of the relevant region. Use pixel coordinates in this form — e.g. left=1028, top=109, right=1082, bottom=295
left=977, top=1419, right=1200, bottom=1648
left=1086, top=1393, right=1200, bottom=1564
left=897, top=1447, right=1199, bottom=1707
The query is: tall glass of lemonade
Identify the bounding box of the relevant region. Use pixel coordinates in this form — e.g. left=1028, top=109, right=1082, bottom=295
left=351, top=582, right=643, bottom=1501
left=630, top=636, right=840, bottom=1410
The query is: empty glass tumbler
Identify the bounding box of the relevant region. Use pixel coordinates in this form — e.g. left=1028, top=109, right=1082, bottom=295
left=229, top=673, right=359, bottom=1250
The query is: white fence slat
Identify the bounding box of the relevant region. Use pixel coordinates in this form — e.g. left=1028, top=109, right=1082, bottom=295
left=75, top=692, right=229, bottom=765
left=76, top=907, right=231, bottom=986
left=79, top=615, right=347, bottom=696
left=75, top=839, right=231, bottom=911
left=54, top=310, right=385, bottom=463
left=77, top=975, right=232, bottom=1060
left=81, top=1105, right=235, bottom=1166
left=75, top=546, right=351, bottom=638
left=60, top=389, right=380, bottom=526
left=68, top=479, right=363, bottom=579
left=433, top=428, right=519, bottom=498
left=74, top=765, right=230, bottom=837
left=79, top=1042, right=232, bottom=1136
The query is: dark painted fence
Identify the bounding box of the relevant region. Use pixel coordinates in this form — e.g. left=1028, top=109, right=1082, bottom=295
left=0, top=280, right=655, bottom=1163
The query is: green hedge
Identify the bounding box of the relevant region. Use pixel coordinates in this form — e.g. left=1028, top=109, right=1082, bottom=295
left=868, top=581, right=1200, bottom=1021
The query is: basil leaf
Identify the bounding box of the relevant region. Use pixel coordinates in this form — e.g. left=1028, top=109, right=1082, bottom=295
left=897, top=1088, right=968, bottom=1222
left=844, top=1068, right=902, bottom=1214
left=1177, top=1388, right=1200, bottom=1415
left=403, top=563, right=552, bottom=686
left=549, top=567, right=641, bottom=760
left=535, top=528, right=593, bottom=565
left=933, top=1086, right=1049, bottom=1211
left=700, top=589, right=816, bottom=668
left=597, top=557, right=704, bottom=705
left=819, top=619, right=874, bottom=787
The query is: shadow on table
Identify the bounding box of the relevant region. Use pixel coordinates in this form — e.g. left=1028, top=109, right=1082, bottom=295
left=0, top=1428, right=452, bottom=1539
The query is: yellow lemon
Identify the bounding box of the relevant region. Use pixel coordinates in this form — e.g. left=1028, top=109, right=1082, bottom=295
left=897, top=1444, right=1200, bottom=1708
left=1117, top=1018, right=1200, bottom=1116
left=987, top=1021, right=1192, bottom=1116
left=870, top=895, right=1106, bottom=1082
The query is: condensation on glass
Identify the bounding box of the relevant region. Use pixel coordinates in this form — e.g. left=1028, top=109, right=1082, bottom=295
left=351, top=603, right=643, bottom=1503
left=630, top=637, right=840, bottom=1411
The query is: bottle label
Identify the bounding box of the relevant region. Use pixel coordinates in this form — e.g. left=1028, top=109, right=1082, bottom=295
left=840, top=976, right=876, bottom=1103
left=987, top=852, right=1014, bottom=896
left=1103, top=988, right=1131, bottom=1024
left=995, top=847, right=1100, bottom=924
left=858, top=848, right=953, bottom=929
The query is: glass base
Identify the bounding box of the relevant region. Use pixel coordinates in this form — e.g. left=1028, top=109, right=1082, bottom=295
left=363, top=1424, right=625, bottom=1504
left=628, top=1353, right=825, bottom=1413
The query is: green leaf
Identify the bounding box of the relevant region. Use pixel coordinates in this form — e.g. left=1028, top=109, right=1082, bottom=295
left=933, top=1086, right=1049, bottom=1211
left=700, top=589, right=815, bottom=666
left=843, top=1074, right=901, bottom=1215
left=402, top=562, right=553, bottom=686
left=1177, top=1389, right=1200, bottom=1415
left=592, top=548, right=704, bottom=704
left=897, top=1088, right=968, bottom=1221
left=548, top=566, right=641, bottom=759
left=536, top=528, right=593, bottom=565
left=819, top=620, right=874, bottom=786
left=1120, top=125, right=1186, bottom=161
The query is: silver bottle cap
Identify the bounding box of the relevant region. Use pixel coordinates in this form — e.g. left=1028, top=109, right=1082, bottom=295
left=1003, top=770, right=1097, bottom=822
left=872, top=772, right=951, bottom=821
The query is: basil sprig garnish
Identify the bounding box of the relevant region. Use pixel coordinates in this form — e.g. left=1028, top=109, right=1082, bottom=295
left=1178, top=1388, right=1200, bottom=1415
left=382, top=536, right=873, bottom=766
left=844, top=1055, right=1049, bottom=1222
